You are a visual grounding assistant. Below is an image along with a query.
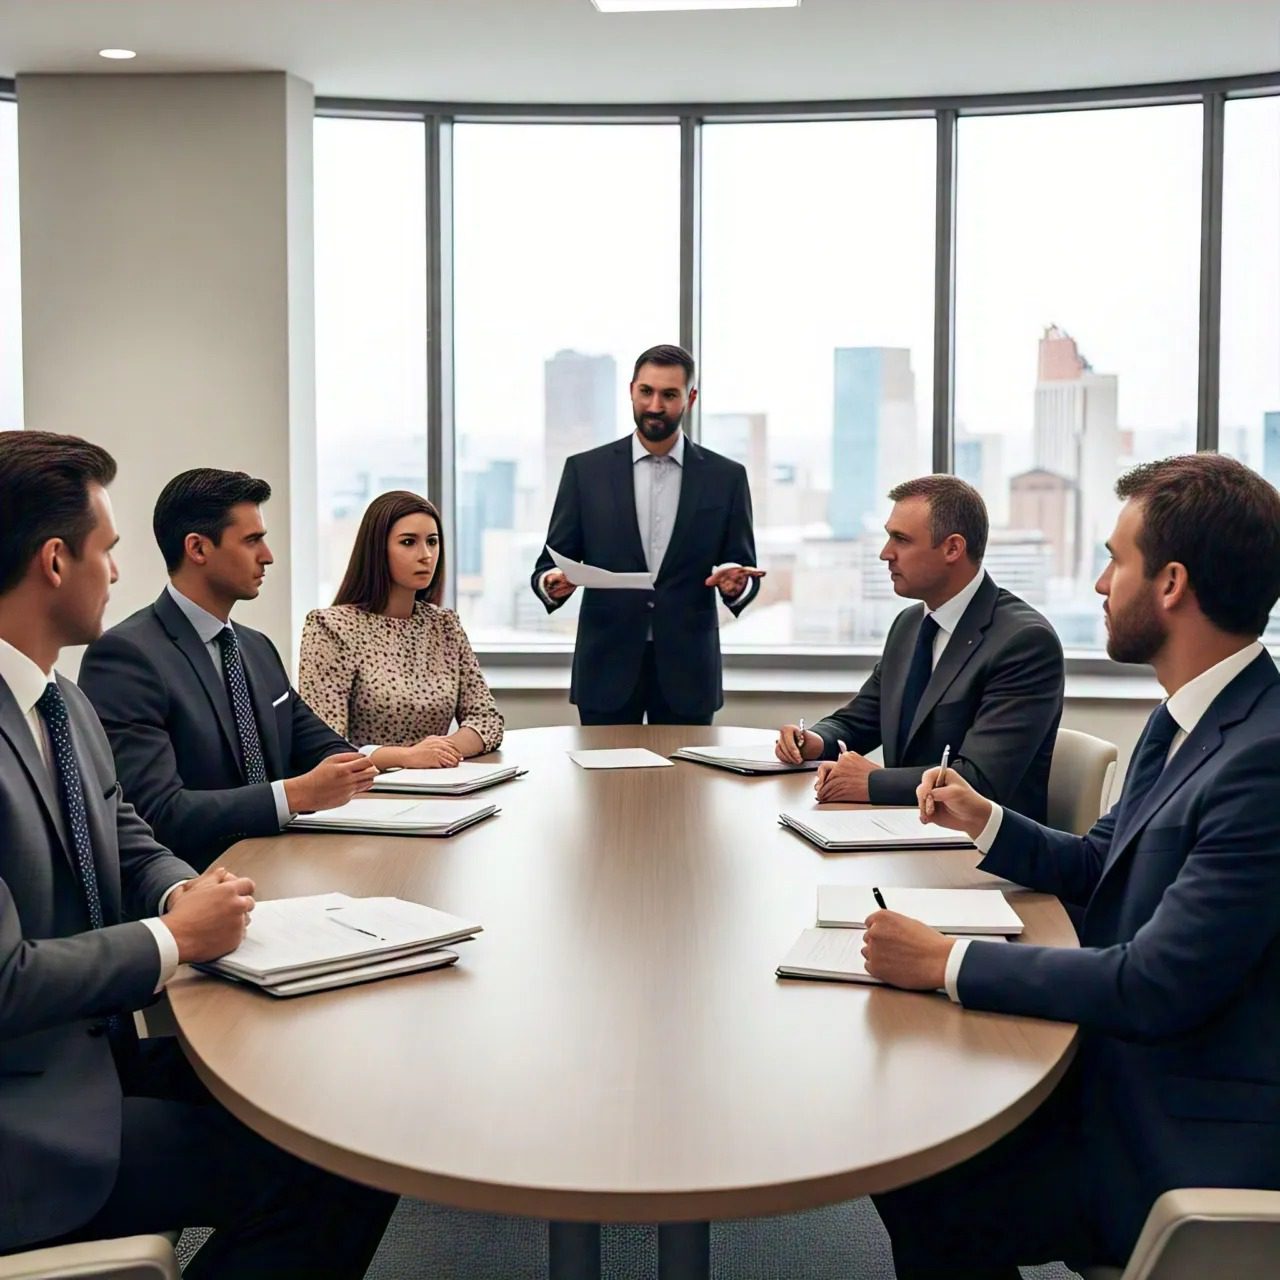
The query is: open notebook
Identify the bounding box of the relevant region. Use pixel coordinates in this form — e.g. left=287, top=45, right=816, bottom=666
left=370, top=763, right=524, bottom=796
left=816, top=885, right=1024, bottom=935
left=779, top=808, right=974, bottom=851
left=672, top=744, right=818, bottom=775
left=288, top=797, right=498, bottom=836
left=777, top=927, right=1007, bottom=985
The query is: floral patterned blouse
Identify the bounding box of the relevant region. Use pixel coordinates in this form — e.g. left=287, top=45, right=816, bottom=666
left=298, top=601, right=504, bottom=752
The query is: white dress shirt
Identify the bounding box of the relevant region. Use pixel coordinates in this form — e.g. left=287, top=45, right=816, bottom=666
left=943, top=639, right=1268, bottom=1001
left=0, top=636, right=181, bottom=991
left=923, top=569, right=987, bottom=670
left=165, top=583, right=293, bottom=826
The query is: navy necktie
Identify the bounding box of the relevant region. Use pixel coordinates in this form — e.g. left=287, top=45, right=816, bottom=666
left=217, top=627, right=268, bottom=785
left=36, top=683, right=105, bottom=930
left=1111, top=702, right=1179, bottom=839
left=897, top=613, right=940, bottom=759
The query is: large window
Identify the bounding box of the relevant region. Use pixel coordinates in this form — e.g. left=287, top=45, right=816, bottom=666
left=700, top=120, right=936, bottom=648
left=313, top=117, right=428, bottom=604
left=954, top=105, right=1202, bottom=650
left=0, top=98, right=20, bottom=431
left=452, top=123, right=680, bottom=645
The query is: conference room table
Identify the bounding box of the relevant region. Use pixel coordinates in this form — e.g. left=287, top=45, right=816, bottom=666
left=167, top=724, right=1079, bottom=1280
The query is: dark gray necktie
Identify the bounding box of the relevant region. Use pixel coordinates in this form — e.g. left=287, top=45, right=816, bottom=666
left=217, top=626, right=268, bottom=785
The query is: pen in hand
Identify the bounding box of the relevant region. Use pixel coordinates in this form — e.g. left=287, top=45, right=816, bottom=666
left=924, top=744, right=951, bottom=818
left=872, top=887, right=887, bottom=911
left=794, top=718, right=806, bottom=754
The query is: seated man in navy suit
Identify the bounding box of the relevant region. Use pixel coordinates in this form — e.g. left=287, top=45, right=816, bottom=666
left=860, top=453, right=1280, bottom=1277
left=80, top=469, right=377, bottom=869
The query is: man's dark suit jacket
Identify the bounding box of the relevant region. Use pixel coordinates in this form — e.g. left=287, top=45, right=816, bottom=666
left=79, top=589, right=351, bottom=869
left=0, top=673, right=197, bottom=1252
left=531, top=435, right=758, bottom=719
left=957, top=651, right=1280, bottom=1262
left=811, top=574, right=1064, bottom=817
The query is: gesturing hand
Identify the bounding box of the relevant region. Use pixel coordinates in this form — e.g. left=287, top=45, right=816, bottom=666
left=284, top=753, right=378, bottom=814
left=704, top=563, right=766, bottom=600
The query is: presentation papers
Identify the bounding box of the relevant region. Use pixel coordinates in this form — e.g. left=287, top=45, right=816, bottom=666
left=568, top=748, right=674, bottom=769
left=370, top=763, right=524, bottom=795
left=288, top=797, right=498, bottom=836
left=816, top=885, right=1025, bottom=935
left=777, top=926, right=1006, bottom=985
left=672, top=743, right=819, bottom=774
left=778, top=808, right=974, bottom=851
left=548, top=546, right=655, bottom=591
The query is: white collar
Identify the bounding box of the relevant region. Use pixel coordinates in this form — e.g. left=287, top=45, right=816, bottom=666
left=166, top=581, right=231, bottom=645
left=0, top=636, right=55, bottom=716
left=1164, top=641, right=1265, bottom=737
left=632, top=430, right=685, bottom=467
left=926, top=569, right=987, bottom=636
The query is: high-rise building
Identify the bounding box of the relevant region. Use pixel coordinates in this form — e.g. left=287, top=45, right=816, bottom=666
left=458, top=459, right=516, bottom=577
left=955, top=430, right=1007, bottom=526
left=544, top=350, right=616, bottom=504
left=1264, top=411, right=1280, bottom=491
left=1032, top=325, right=1118, bottom=581
left=1009, top=468, right=1077, bottom=579
left=702, top=411, right=768, bottom=524
left=829, top=347, right=916, bottom=540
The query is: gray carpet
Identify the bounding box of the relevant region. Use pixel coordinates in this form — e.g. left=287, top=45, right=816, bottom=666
left=180, top=1198, right=1082, bottom=1277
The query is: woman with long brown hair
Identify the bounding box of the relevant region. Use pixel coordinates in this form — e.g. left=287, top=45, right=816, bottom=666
left=298, top=491, right=503, bottom=767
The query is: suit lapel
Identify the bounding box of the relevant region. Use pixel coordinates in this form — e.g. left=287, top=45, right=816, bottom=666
left=240, top=635, right=285, bottom=778
left=879, top=607, right=923, bottom=764
left=903, top=577, right=996, bottom=751
left=152, top=590, right=244, bottom=779
left=0, top=678, right=72, bottom=864
left=608, top=438, right=649, bottom=571
left=658, top=437, right=706, bottom=583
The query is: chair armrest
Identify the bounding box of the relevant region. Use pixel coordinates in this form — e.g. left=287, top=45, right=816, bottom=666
left=0, top=1235, right=180, bottom=1280
left=1122, top=1188, right=1280, bottom=1280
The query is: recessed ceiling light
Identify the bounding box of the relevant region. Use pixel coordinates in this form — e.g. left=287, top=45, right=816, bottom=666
left=592, top=1, right=799, bottom=11
left=98, top=48, right=137, bottom=60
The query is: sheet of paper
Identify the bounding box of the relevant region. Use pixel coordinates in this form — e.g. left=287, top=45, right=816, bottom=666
left=326, top=897, right=480, bottom=946
left=549, top=546, right=654, bottom=591
left=372, top=763, right=518, bottom=790
left=866, top=810, right=961, bottom=840
left=568, top=748, right=675, bottom=770
left=817, top=885, right=1024, bottom=934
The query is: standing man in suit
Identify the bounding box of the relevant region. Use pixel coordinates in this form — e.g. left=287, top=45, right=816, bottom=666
left=531, top=344, right=764, bottom=725
left=80, top=469, right=376, bottom=870
left=0, top=431, right=395, bottom=1272
left=861, top=454, right=1280, bottom=1276
left=775, top=476, right=1064, bottom=819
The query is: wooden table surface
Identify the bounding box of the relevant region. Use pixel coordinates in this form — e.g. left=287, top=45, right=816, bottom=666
left=169, top=724, right=1078, bottom=1224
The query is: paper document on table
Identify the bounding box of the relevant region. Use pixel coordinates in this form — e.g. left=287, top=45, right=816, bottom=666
left=777, top=926, right=1005, bottom=985
left=778, top=808, right=974, bottom=851
left=672, top=743, right=818, bottom=774
left=549, top=547, right=654, bottom=591
left=568, top=748, right=674, bottom=770
left=816, top=885, right=1024, bottom=935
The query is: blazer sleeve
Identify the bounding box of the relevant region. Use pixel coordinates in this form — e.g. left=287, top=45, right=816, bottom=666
left=717, top=463, right=760, bottom=618
left=957, top=747, right=1280, bottom=1042
left=297, top=612, right=357, bottom=739
left=812, top=662, right=886, bottom=761
left=446, top=612, right=504, bottom=753
left=79, top=631, right=281, bottom=859
left=531, top=456, right=583, bottom=613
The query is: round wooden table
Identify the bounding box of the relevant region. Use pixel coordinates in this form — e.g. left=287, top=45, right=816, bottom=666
left=169, top=725, right=1077, bottom=1277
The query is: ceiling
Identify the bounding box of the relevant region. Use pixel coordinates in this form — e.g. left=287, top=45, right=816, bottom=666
left=0, top=0, right=1277, bottom=105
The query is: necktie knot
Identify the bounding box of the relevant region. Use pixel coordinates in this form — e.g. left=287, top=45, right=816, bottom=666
left=36, top=680, right=67, bottom=726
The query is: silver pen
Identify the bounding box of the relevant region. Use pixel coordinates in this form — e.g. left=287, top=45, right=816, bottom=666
left=794, top=717, right=806, bottom=752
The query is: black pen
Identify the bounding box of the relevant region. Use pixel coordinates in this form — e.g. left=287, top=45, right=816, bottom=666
left=872, top=887, right=887, bottom=910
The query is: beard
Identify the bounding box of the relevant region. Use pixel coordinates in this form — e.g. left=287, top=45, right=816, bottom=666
left=634, top=408, right=683, bottom=444
left=1105, top=588, right=1168, bottom=664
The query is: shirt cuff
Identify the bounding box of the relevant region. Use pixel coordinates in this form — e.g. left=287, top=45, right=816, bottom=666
left=157, top=879, right=190, bottom=914
left=139, top=917, right=181, bottom=994
left=974, top=803, right=1004, bottom=853
left=944, top=937, right=972, bottom=1003
left=271, top=778, right=293, bottom=828
left=358, top=744, right=380, bottom=757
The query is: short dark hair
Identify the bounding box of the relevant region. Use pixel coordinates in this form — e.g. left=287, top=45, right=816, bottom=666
left=1116, top=453, right=1280, bottom=637
left=153, top=468, right=272, bottom=573
left=631, top=344, right=696, bottom=388
left=333, top=490, right=446, bottom=612
left=0, top=430, right=118, bottom=595
left=887, top=474, right=989, bottom=564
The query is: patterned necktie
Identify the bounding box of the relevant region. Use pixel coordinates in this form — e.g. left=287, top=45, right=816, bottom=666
left=1111, top=702, right=1179, bottom=843
left=35, top=682, right=105, bottom=930
left=217, top=626, right=268, bottom=785
left=897, top=613, right=941, bottom=759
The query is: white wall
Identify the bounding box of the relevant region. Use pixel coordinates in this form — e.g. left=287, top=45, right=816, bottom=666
left=17, top=72, right=315, bottom=670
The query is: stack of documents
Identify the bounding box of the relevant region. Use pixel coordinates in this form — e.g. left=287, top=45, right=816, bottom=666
left=816, top=885, right=1024, bottom=935
left=370, top=762, right=524, bottom=795
left=777, top=927, right=1006, bottom=986
left=778, top=807, right=974, bottom=851
left=672, top=743, right=819, bottom=775
left=197, top=893, right=481, bottom=997
left=288, top=797, right=498, bottom=836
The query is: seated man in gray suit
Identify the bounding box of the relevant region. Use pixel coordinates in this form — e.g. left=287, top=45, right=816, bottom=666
left=775, top=476, right=1064, bottom=820
left=0, top=430, right=395, bottom=1271
left=80, top=468, right=376, bottom=870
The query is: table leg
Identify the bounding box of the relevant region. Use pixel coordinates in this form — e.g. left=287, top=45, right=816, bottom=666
left=657, top=1221, right=710, bottom=1280
left=548, top=1221, right=601, bottom=1280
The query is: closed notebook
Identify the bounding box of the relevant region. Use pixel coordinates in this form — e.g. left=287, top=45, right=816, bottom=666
left=672, top=744, right=818, bottom=775
left=816, top=885, right=1024, bottom=935
left=777, top=926, right=1007, bottom=985
left=779, top=808, right=974, bottom=851
left=370, top=763, right=524, bottom=795
left=288, top=796, right=498, bottom=836
left=253, top=949, right=460, bottom=998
